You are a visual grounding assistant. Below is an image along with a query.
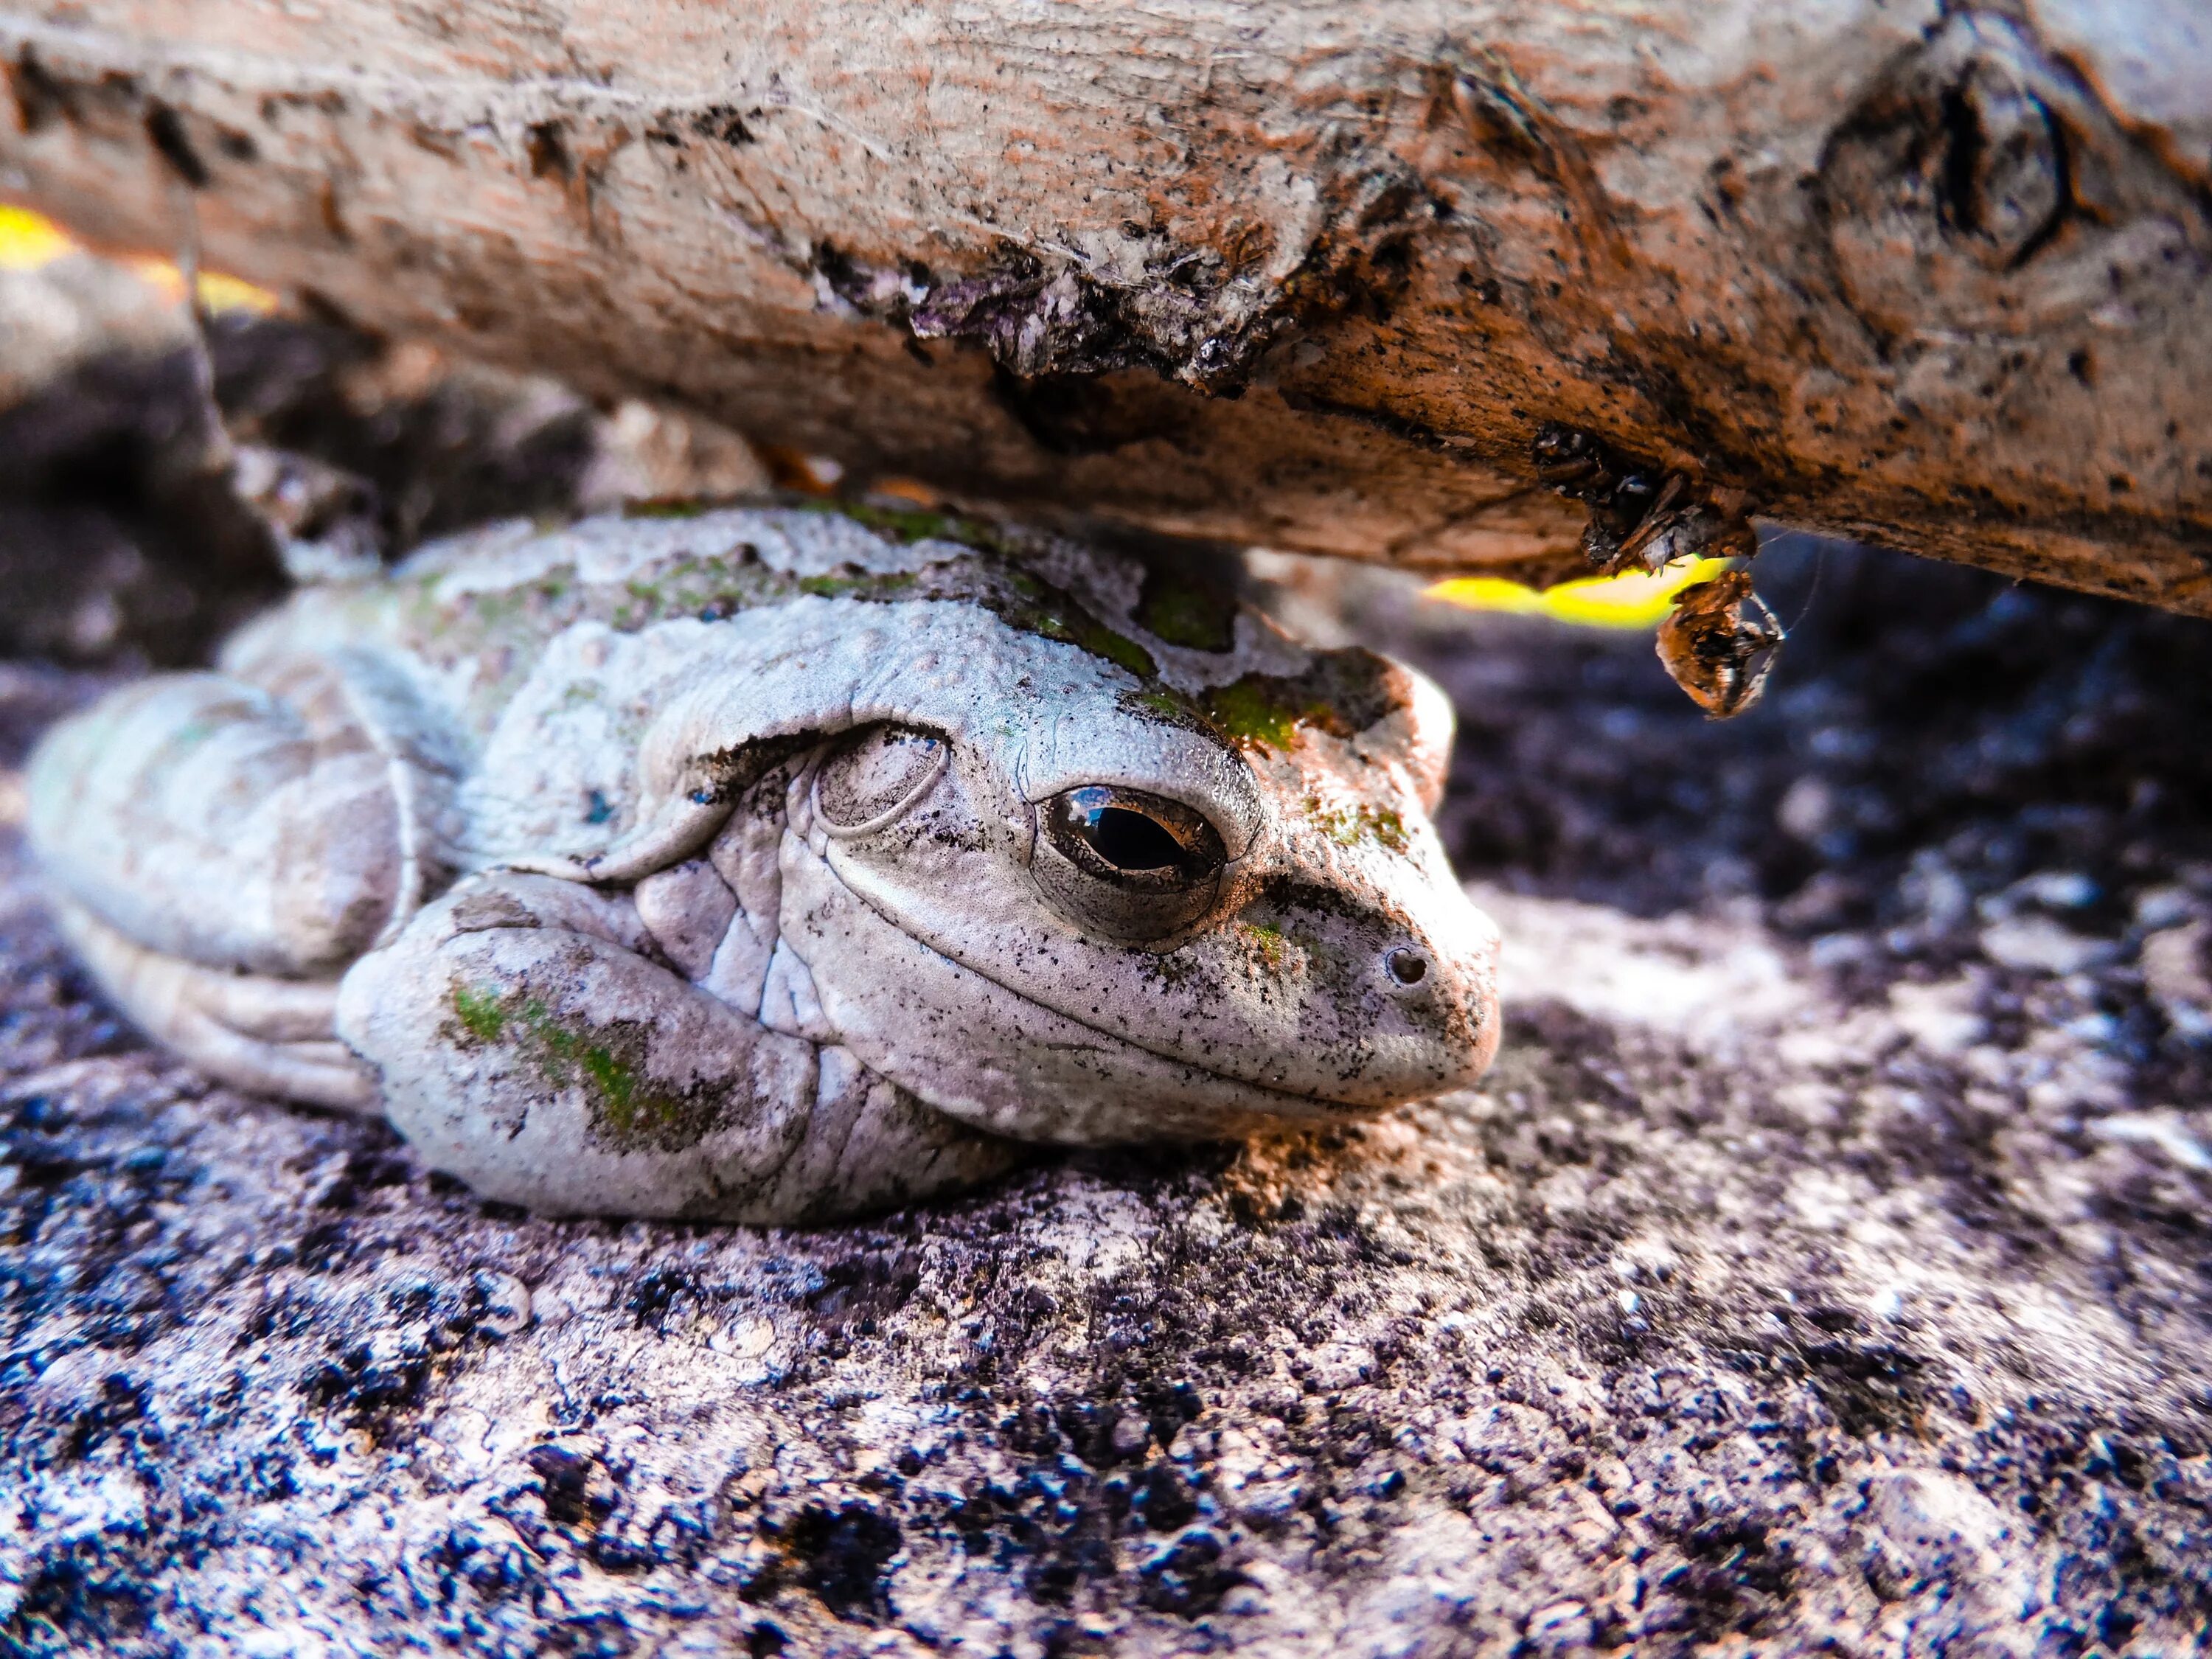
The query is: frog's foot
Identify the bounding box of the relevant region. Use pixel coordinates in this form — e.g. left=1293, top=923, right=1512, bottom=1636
left=49, top=895, right=375, bottom=1113
left=335, top=871, right=1023, bottom=1223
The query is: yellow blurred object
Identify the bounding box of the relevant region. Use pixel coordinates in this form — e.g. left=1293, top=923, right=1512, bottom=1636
left=123, top=254, right=279, bottom=316
left=1424, top=557, right=1731, bottom=630
left=0, top=203, right=75, bottom=268
left=0, top=202, right=276, bottom=313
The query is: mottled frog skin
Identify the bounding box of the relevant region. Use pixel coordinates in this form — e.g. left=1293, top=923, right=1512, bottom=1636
left=27, top=504, right=1500, bottom=1222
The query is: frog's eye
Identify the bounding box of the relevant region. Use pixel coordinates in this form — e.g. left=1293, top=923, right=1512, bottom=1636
left=814, top=725, right=950, bottom=836
left=1033, top=785, right=1228, bottom=943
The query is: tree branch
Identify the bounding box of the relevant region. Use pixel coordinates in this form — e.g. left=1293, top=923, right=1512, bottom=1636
left=2, top=2, right=2206, bottom=607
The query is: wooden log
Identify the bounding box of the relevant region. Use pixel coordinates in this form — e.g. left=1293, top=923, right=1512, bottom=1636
left=1, top=1, right=2206, bottom=607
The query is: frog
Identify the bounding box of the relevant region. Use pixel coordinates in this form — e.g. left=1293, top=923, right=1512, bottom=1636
left=24, top=501, right=1502, bottom=1223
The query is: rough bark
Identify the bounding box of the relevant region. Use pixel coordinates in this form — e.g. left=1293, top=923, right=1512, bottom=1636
left=2, top=3, right=2208, bottom=609
left=7, top=546, right=2212, bottom=1655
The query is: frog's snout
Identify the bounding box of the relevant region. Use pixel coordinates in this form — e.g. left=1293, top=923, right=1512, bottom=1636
left=1368, top=896, right=1503, bottom=1098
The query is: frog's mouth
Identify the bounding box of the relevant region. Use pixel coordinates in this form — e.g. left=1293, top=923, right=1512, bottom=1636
left=988, top=970, right=1481, bottom=1119
left=796, top=891, right=1488, bottom=1143
left=1023, top=1018, right=1368, bottom=1116
left=877, top=897, right=1495, bottom=1117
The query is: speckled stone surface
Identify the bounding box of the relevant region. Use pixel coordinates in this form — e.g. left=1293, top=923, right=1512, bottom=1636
left=4, top=544, right=2212, bottom=1658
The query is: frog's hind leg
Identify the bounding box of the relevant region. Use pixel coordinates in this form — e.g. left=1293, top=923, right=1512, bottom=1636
left=26, top=654, right=453, bottom=1109
left=50, top=895, right=376, bottom=1113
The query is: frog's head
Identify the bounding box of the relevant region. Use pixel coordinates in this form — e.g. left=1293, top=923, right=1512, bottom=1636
left=577, top=528, right=1500, bottom=1145
left=695, top=551, right=1505, bottom=1146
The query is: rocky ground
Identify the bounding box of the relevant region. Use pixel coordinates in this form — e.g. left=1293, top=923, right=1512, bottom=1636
left=3, top=276, right=2211, bottom=1655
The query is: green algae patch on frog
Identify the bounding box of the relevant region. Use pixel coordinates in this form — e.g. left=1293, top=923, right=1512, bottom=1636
left=451, top=984, right=508, bottom=1044
left=1062, top=619, right=1157, bottom=681
left=1306, top=796, right=1411, bottom=855
left=1200, top=675, right=1307, bottom=752
left=1239, top=919, right=1291, bottom=974
left=606, top=546, right=791, bottom=629
left=494, top=545, right=919, bottom=635
left=1200, top=648, right=1408, bottom=754
left=399, top=560, right=592, bottom=678
left=797, top=568, right=921, bottom=601
left=446, top=984, right=724, bottom=1155
left=404, top=538, right=809, bottom=653
left=968, top=566, right=1161, bottom=681
left=1136, top=567, right=1238, bottom=654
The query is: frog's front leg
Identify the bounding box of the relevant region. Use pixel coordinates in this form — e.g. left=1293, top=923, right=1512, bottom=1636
left=335, top=870, right=1018, bottom=1222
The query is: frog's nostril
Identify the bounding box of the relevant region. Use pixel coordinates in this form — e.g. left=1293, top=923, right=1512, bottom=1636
left=1385, top=945, right=1429, bottom=987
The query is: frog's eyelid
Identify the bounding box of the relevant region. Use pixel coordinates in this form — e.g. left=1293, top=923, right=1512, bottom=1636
left=509, top=787, right=733, bottom=886
left=813, top=730, right=952, bottom=838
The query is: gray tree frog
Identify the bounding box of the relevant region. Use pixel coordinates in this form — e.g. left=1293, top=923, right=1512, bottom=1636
left=26, top=504, right=1501, bottom=1222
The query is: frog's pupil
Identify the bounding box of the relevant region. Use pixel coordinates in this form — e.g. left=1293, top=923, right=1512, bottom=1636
left=1086, top=806, right=1184, bottom=872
